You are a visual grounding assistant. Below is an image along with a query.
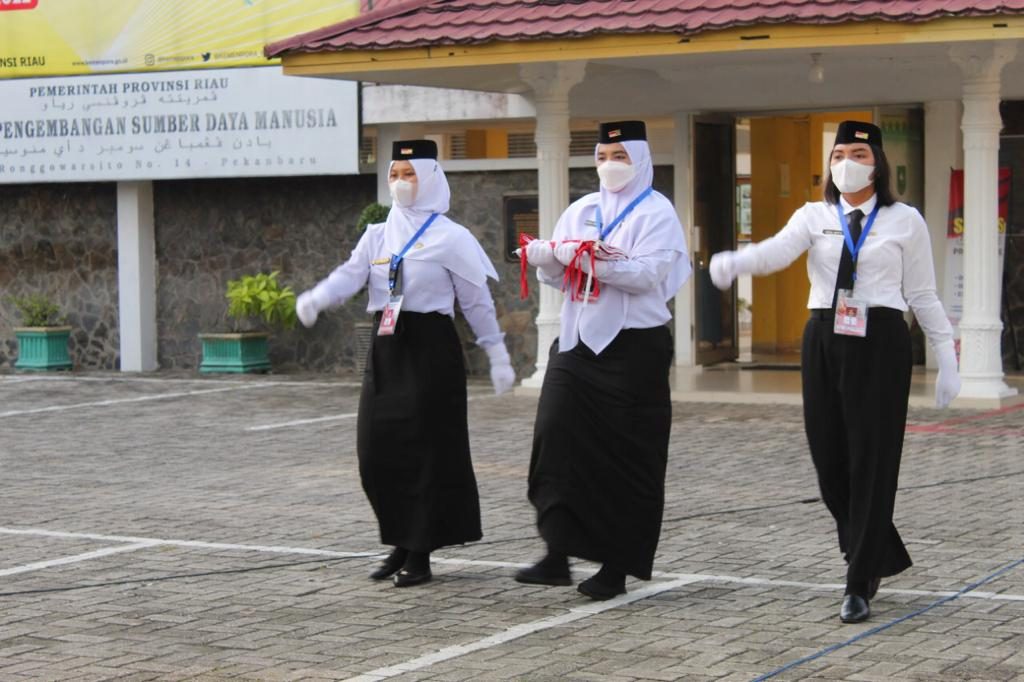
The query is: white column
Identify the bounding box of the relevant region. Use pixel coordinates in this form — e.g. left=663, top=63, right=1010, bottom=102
left=672, top=112, right=696, bottom=367
left=519, top=61, right=586, bottom=388
left=116, top=181, right=157, bottom=372
left=922, top=100, right=961, bottom=369
left=951, top=43, right=1018, bottom=399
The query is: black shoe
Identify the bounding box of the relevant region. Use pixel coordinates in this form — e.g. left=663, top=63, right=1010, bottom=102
left=840, top=594, right=870, bottom=623
left=867, top=576, right=881, bottom=600
left=393, top=568, right=432, bottom=587
left=369, top=549, right=407, bottom=580
left=577, top=576, right=626, bottom=601
left=514, top=561, right=572, bottom=586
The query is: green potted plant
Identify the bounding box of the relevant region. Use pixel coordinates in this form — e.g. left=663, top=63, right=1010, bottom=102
left=8, top=293, right=73, bottom=371
left=199, top=271, right=297, bottom=373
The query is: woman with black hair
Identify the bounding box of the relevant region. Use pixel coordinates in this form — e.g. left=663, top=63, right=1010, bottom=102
left=709, top=120, right=960, bottom=623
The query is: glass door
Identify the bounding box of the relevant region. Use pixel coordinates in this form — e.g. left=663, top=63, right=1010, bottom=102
left=693, top=117, right=738, bottom=365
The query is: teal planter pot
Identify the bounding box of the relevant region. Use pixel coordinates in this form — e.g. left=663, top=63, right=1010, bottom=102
left=199, top=332, right=272, bottom=373
left=14, top=326, right=73, bottom=371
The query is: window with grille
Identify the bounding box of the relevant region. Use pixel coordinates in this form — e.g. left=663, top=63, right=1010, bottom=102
left=507, top=133, right=536, bottom=158
left=449, top=133, right=467, bottom=159
left=359, top=135, right=376, bottom=166
left=570, top=130, right=600, bottom=155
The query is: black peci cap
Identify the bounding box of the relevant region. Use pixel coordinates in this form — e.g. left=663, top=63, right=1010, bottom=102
left=598, top=120, right=647, bottom=144
left=392, top=139, right=438, bottom=160
left=834, top=121, right=883, bottom=149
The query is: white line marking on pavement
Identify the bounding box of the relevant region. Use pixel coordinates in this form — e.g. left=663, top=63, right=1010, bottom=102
left=0, top=383, right=275, bottom=418
left=342, top=575, right=703, bottom=682
left=0, top=542, right=159, bottom=577
left=650, top=570, right=1024, bottom=602
left=247, top=412, right=359, bottom=432
left=245, top=393, right=496, bottom=432
left=4, top=527, right=1021, bottom=603
left=0, top=376, right=43, bottom=385
left=0, top=528, right=378, bottom=558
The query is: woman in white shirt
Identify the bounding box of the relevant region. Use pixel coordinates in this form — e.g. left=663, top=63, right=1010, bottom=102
left=710, top=120, right=961, bottom=623
left=517, top=121, right=691, bottom=600
left=295, top=140, right=515, bottom=588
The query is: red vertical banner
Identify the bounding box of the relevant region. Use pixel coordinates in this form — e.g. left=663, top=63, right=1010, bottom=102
left=948, top=167, right=1012, bottom=237
left=947, top=169, right=965, bottom=238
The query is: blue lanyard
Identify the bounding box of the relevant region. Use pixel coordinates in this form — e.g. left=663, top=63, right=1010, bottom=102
left=595, top=187, right=653, bottom=241
left=389, top=212, right=439, bottom=293
left=837, top=203, right=880, bottom=281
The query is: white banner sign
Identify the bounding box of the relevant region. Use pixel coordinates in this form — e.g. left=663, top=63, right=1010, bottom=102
left=0, top=67, right=359, bottom=182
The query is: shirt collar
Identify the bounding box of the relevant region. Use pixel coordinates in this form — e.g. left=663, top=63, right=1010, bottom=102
left=839, top=194, right=878, bottom=216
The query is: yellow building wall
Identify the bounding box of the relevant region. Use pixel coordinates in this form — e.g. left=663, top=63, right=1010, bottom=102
left=465, top=129, right=509, bottom=158
left=749, top=110, right=871, bottom=354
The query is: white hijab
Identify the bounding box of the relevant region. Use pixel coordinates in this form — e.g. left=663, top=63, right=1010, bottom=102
left=382, top=157, right=498, bottom=285
left=593, top=139, right=655, bottom=236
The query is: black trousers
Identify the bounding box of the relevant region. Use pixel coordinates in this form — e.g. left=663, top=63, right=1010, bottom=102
left=801, top=308, right=914, bottom=583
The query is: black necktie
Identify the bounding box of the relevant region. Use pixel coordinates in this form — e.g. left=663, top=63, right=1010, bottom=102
left=832, top=209, right=863, bottom=308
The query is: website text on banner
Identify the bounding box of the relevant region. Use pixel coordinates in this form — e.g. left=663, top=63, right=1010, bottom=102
left=0, top=0, right=358, bottom=79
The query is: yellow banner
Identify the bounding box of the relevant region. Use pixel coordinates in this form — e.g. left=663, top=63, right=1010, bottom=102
left=0, top=0, right=359, bottom=79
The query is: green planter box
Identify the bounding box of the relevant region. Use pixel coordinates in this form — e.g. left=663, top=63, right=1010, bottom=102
left=199, top=332, right=271, bottom=373
left=14, top=326, right=73, bottom=371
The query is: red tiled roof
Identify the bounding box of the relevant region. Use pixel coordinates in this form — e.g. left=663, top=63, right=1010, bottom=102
left=266, top=0, right=1024, bottom=57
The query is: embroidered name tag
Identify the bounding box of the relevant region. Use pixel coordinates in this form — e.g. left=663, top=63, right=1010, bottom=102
left=371, top=257, right=391, bottom=265
left=584, top=219, right=597, bottom=227
left=824, top=229, right=875, bottom=237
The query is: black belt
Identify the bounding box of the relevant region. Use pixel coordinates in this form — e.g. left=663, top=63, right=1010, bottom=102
left=810, top=307, right=904, bottom=321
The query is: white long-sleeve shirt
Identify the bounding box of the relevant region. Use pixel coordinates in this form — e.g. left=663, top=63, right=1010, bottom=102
left=736, top=196, right=954, bottom=351
left=540, top=191, right=691, bottom=354
left=310, top=222, right=504, bottom=349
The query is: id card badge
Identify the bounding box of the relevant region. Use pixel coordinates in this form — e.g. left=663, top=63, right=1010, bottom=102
left=377, top=295, right=404, bottom=336
left=834, top=289, right=868, bottom=337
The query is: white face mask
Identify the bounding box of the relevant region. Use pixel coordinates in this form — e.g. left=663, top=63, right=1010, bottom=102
left=830, top=158, right=875, bottom=194
left=597, top=160, right=636, bottom=192
left=389, top=179, right=417, bottom=207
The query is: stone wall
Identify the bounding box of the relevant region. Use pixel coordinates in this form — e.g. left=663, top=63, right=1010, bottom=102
left=154, top=175, right=377, bottom=373
left=0, top=183, right=119, bottom=369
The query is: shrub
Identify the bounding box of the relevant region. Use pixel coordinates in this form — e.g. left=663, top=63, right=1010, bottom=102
left=225, top=271, right=297, bottom=332
left=357, top=202, right=390, bottom=231
left=8, top=293, right=66, bottom=327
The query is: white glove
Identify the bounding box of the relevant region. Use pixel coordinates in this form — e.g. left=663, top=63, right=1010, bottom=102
left=935, top=343, right=961, bottom=409
left=709, top=252, right=737, bottom=290
left=525, top=240, right=557, bottom=269
left=296, top=290, right=320, bottom=328
left=485, top=343, right=515, bottom=395
left=554, top=242, right=579, bottom=267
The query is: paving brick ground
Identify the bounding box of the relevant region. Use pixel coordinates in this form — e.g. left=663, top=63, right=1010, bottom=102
left=1, top=371, right=1022, bottom=681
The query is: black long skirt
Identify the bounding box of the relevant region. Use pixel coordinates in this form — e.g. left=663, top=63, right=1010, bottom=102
left=357, top=311, right=482, bottom=553
left=528, top=326, right=673, bottom=580
left=801, top=308, right=914, bottom=582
